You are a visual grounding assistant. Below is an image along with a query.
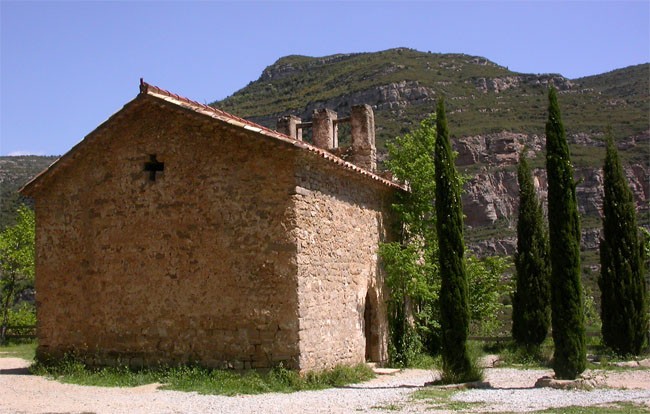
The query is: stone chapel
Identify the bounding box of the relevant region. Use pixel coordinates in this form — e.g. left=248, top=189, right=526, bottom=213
left=21, top=80, right=401, bottom=372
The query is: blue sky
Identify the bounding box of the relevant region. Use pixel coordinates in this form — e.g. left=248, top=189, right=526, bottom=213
left=1, top=1, right=648, bottom=156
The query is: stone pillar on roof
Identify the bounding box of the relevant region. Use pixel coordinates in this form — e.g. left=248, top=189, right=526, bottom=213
left=277, top=115, right=303, bottom=141
left=312, top=109, right=338, bottom=150
left=351, top=104, right=377, bottom=172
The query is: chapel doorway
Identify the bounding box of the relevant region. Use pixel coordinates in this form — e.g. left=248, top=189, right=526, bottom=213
left=364, top=290, right=379, bottom=362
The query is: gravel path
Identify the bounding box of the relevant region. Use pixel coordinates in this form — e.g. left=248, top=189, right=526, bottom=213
left=454, top=368, right=650, bottom=413
left=2, top=358, right=649, bottom=413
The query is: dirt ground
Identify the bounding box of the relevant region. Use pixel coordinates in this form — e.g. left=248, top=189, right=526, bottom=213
left=1, top=357, right=649, bottom=413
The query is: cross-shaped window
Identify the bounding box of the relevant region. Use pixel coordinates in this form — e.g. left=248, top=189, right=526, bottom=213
left=144, top=154, right=164, bottom=181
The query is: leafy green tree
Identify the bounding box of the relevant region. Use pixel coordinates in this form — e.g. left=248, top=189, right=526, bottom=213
left=599, top=133, right=648, bottom=355
left=379, top=114, right=440, bottom=364
left=545, top=88, right=586, bottom=379
left=0, top=205, right=35, bottom=344
left=512, top=153, right=551, bottom=348
left=380, top=114, right=513, bottom=364
left=434, top=98, right=477, bottom=382
left=467, top=255, right=511, bottom=336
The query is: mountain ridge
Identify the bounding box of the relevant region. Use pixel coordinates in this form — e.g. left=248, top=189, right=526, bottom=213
left=214, top=48, right=648, bottom=149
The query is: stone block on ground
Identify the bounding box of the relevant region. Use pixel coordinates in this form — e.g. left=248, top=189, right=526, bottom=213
left=534, top=374, right=605, bottom=390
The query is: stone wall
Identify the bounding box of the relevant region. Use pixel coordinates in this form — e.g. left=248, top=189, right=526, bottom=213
left=293, top=155, right=393, bottom=371
left=34, top=98, right=302, bottom=369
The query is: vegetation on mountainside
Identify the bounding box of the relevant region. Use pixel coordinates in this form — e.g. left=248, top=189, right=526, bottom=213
left=214, top=49, right=649, bottom=159
left=211, top=48, right=649, bottom=262
left=545, top=88, right=586, bottom=380
left=0, top=156, right=58, bottom=230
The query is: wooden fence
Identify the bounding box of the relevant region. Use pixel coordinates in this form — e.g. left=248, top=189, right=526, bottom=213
left=3, top=325, right=36, bottom=340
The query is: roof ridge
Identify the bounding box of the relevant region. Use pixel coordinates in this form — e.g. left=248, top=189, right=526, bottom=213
left=139, top=79, right=289, bottom=141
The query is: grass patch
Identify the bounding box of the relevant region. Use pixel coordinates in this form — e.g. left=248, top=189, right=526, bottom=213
left=481, top=335, right=649, bottom=371
left=412, top=387, right=483, bottom=411
left=370, top=403, right=402, bottom=410
left=406, top=352, right=439, bottom=369
left=520, top=402, right=650, bottom=413
left=436, top=341, right=485, bottom=384
left=412, top=387, right=457, bottom=400
left=491, top=340, right=553, bottom=368
left=587, top=347, right=650, bottom=371
left=0, top=341, right=36, bottom=360
left=30, top=357, right=375, bottom=395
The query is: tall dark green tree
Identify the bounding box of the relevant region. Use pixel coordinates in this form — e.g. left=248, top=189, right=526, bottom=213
left=545, top=87, right=586, bottom=379
left=599, top=133, right=648, bottom=355
left=434, top=98, right=476, bottom=382
left=512, top=153, right=551, bottom=348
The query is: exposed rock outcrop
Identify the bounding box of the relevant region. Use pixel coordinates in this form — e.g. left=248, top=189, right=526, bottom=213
left=458, top=131, right=649, bottom=256
left=304, top=81, right=435, bottom=113
left=473, top=74, right=574, bottom=94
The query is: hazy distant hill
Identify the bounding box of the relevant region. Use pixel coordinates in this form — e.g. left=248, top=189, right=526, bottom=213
left=0, top=156, right=58, bottom=229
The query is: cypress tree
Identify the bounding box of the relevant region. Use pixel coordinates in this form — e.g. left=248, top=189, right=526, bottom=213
left=545, top=87, right=586, bottom=379
left=434, top=98, right=474, bottom=381
left=512, top=153, right=551, bottom=348
left=599, top=133, right=648, bottom=355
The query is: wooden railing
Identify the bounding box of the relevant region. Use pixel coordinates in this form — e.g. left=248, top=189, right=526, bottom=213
left=3, top=325, right=36, bottom=340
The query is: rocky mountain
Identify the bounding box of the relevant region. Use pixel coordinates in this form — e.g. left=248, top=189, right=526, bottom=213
left=213, top=48, right=649, bottom=260
left=216, top=49, right=648, bottom=145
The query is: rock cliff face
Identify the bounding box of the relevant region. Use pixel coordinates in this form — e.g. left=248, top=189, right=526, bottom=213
left=245, top=80, right=438, bottom=128
left=472, top=74, right=574, bottom=94
left=458, top=131, right=649, bottom=255
left=299, top=81, right=436, bottom=116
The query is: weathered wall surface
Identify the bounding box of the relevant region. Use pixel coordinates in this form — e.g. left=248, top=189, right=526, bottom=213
left=34, top=98, right=301, bottom=369
left=293, top=155, right=393, bottom=371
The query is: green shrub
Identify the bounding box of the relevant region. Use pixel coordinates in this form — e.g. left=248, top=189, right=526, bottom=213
left=7, top=302, right=36, bottom=326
